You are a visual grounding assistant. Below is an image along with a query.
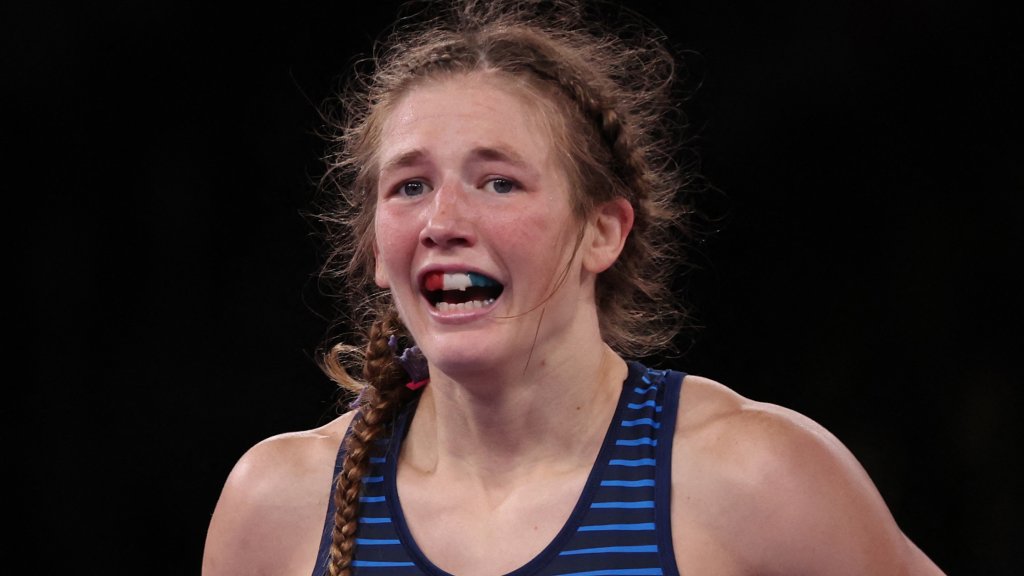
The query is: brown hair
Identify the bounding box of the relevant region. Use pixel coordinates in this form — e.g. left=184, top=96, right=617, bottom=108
left=315, top=1, right=694, bottom=573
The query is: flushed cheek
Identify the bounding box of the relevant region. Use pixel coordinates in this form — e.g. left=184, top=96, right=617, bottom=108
left=510, top=210, right=575, bottom=251
left=373, top=211, right=417, bottom=289
left=503, top=219, right=579, bottom=287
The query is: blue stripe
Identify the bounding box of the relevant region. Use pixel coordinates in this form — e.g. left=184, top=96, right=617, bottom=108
left=560, top=545, right=659, bottom=556
left=369, top=456, right=386, bottom=464
left=621, top=418, right=660, bottom=428
left=601, top=479, right=655, bottom=487
left=362, top=476, right=384, bottom=483
left=616, top=437, right=657, bottom=446
left=627, top=400, right=660, bottom=410
left=358, top=517, right=392, bottom=524
left=609, top=458, right=656, bottom=467
left=557, top=565, right=659, bottom=569
left=578, top=522, right=656, bottom=531
left=351, top=560, right=417, bottom=567
left=359, top=495, right=386, bottom=503
left=355, top=538, right=401, bottom=545
left=591, top=501, right=655, bottom=509
left=633, top=385, right=657, bottom=394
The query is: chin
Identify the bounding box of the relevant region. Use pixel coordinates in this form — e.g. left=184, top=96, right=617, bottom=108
left=418, top=332, right=522, bottom=381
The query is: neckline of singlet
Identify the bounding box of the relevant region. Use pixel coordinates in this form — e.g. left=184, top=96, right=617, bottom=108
left=378, top=360, right=651, bottom=576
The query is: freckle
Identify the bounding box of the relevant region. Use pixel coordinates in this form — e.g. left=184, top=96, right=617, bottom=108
left=576, top=406, right=581, bottom=410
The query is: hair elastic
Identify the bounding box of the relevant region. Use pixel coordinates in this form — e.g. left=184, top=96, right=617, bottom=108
left=388, top=335, right=430, bottom=390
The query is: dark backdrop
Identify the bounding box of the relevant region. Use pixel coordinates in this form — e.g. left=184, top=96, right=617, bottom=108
left=10, top=0, right=1021, bottom=573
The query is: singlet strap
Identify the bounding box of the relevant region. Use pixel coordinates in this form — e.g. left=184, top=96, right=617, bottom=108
left=655, top=368, right=685, bottom=575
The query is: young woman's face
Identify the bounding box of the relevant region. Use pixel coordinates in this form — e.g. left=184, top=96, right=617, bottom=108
left=372, top=73, right=593, bottom=378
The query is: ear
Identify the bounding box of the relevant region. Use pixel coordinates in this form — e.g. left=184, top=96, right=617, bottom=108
left=582, top=197, right=634, bottom=274
left=373, top=240, right=390, bottom=288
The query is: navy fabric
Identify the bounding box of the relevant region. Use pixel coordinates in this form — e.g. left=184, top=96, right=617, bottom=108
left=313, top=361, right=685, bottom=576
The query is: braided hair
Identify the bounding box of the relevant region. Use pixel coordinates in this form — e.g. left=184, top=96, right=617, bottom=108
left=317, top=1, right=693, bottom=573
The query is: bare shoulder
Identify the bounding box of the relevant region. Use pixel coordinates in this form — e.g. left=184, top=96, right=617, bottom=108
left=671, top=375, right=944, bottom=576
left=202, top=411, right=356, bottom=576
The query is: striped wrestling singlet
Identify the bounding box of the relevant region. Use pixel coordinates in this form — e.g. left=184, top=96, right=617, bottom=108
left=313, top=361, right=686, bottom=576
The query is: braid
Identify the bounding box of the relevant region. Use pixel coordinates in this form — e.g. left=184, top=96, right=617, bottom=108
left=328, top=306, right=417, bottom=575
left=400, top=40, right=472, bottom=76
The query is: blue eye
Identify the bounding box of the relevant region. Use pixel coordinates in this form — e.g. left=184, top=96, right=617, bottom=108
left=398, top=181, right=429, bottom=197
left=487, top=178, right=516, bottom=194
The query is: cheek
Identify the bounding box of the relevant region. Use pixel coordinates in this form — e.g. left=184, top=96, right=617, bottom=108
left=526, top=200, right=577, bottom=243
left=502, top=210, right=576, bottom=265
left=373, top=208, right=414, bottom=288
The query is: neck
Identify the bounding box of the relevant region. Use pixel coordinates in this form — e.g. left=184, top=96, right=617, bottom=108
left=402, top=343, right=628, bottom=484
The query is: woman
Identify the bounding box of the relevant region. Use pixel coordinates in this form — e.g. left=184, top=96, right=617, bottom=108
left=202, top=1, right=945, bottom=574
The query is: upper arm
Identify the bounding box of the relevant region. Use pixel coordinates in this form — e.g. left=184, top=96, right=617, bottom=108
left=202, top=417, right=351, bottom=576
left=744, top=404, right=929, bottom=574
left=671, top=376, right=945, bottom=576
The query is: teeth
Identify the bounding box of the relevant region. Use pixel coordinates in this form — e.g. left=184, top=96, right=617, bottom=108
left=435, top=298, right=497, bottom=312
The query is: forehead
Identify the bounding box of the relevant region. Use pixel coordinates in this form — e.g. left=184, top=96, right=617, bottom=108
left=377, top=73, right=565, bottom=168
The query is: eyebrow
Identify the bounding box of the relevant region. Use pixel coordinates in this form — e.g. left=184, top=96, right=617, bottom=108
left=378, top=149, right=427, bottom=175
left=468, top=146, right=531, bottom=169
left=378, top=146, right=533, bottom=177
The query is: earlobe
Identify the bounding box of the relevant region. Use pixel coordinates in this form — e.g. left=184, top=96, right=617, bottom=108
left=582, top=197, right=634, bottom=274
left=373, top=241, right=390, bottom=288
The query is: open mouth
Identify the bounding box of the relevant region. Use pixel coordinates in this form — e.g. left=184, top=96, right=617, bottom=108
left=422, top=271, right=504, bottom=312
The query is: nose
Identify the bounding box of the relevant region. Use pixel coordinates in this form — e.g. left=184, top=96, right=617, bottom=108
left=419, top=180, right=476, bottom=249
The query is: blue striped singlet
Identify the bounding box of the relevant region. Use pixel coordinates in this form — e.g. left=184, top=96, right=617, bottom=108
left=313, top=361, right=685, bottom=576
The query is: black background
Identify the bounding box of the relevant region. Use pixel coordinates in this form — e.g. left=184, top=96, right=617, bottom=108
left=9, top=0, right=1021, bottom=573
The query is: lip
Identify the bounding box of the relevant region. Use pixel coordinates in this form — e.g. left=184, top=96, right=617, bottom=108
left=417, top=264, right=504, bottom=322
